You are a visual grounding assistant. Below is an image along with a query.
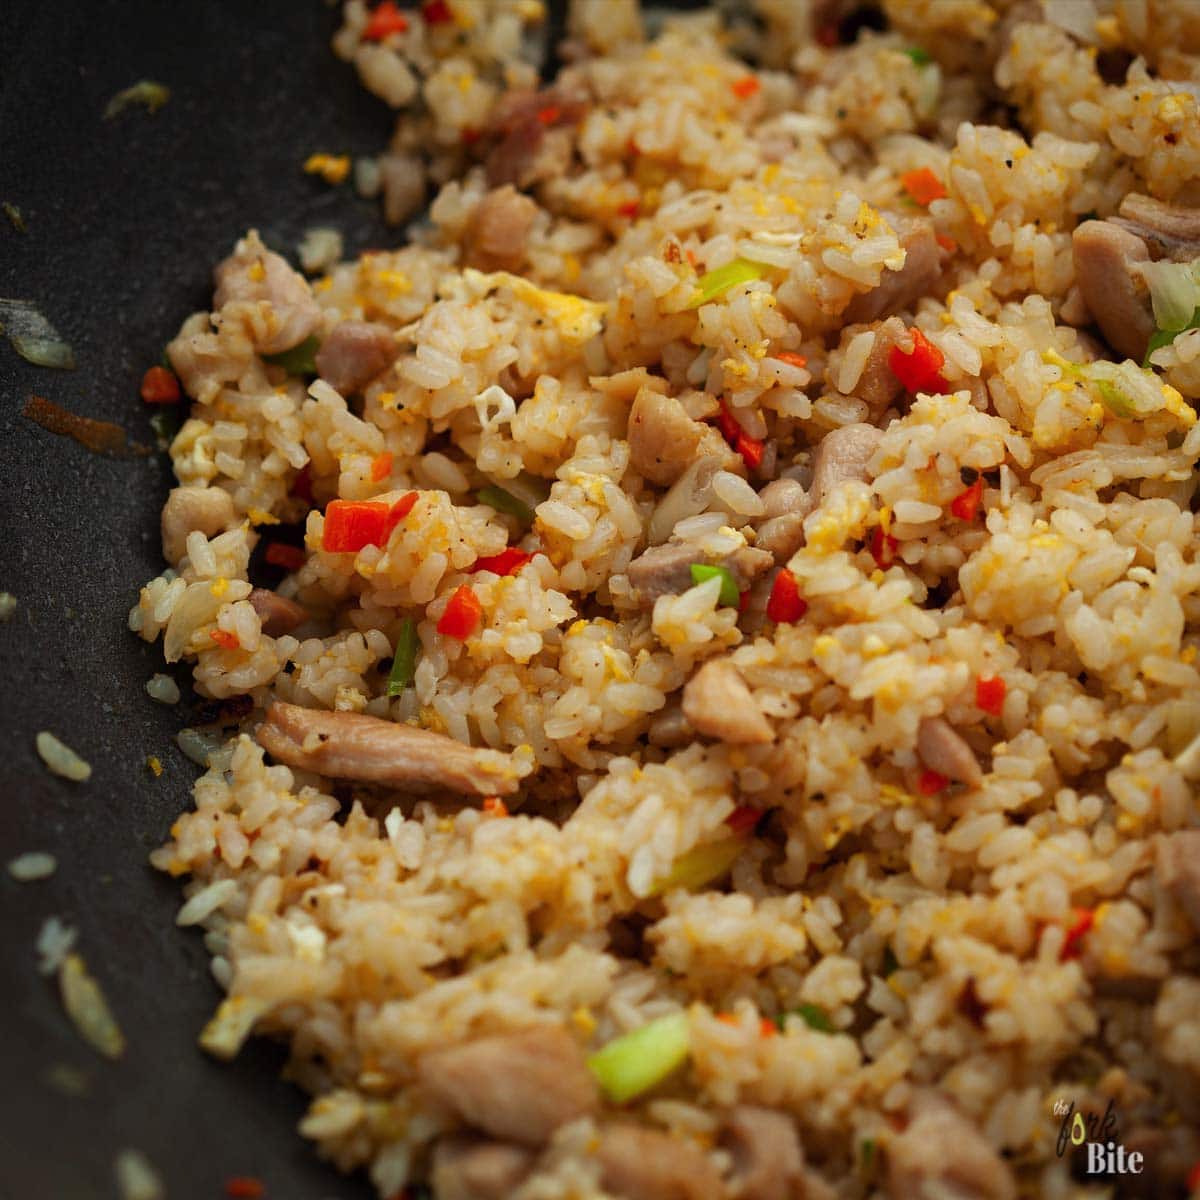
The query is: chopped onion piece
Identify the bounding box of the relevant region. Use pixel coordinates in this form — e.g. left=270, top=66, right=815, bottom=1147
left=59, top=952, right=126, bottom=1060
left=36, top=731, right=92, bottom=781
left=0, top=299, right=76, bottom=369
left=1136, top=259, right=1200, bottom=332
left=145, top=673, right=181, bottom=705
left=104, top=80, right=170, bottom=119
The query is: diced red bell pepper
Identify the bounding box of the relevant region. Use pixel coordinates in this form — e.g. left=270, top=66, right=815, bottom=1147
left=888, top=327, right=947, bottom=394
left=224, top=1178, right=265, bottom=1199
left=616, top=199, right=640, bottom=218
left=731, top=76, right=761, bottom=99
left=935, top=233, right=957, bottom=254
left=363, top=0, right=408, bottom=40
left=472, top=546, right=532, bottom=576
left=422, top=0, right=453, bottom=24
left=1059, top=907, right=1095, bottom=962
left=767, top=568, right=807, bottom=624
left=437, top=585, right=482, bottom=639
left=725, top=805, right=764, bottom=836
left=322, top=492, right=417, bottom=553
left=210, top=629, right=240, bottom=651
left=265, top=542, right=306, bottom=571
left=370, top=450, right=393, bottom=483
left=975, top=674, right=1006, bottom=716
left=759, top=1017, right=777, bottom=1038
left=869, top=526, right=898, bottom=569
left=713, top=400, right=765, bottom=471
left=776, top=350, right=807, bottom=368
left=140, top=365, right=181, bottom=404
left=900, top=167, right=947, bottom=207
left=949, top=477, right=984, bottom=521
left=917, top=769, right=948, bottom=795
left=482, top=796, right=508, bottom=816
left=536, top=104, right=561, bottom=126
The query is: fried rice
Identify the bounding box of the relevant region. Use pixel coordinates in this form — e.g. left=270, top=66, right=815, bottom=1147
left=129, top=1, right=1200, bottom=1196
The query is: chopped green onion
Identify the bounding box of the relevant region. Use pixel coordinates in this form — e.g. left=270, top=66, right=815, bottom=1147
left=653, top=835, right=745, bottom=894
left=1043, top=349, right=1189, bottom=422
left=103, top=80, right=171, bottom=120
left=586, top=1011, right=690, bottom=1103
left=262, top=334, right=321, bottom=376
left=477, top=484, right=536, bottom=526
left=689, top=257, right=766, bottom=308
left=0, top=298, right=76, bottom=369
left=1137, top=260, right=1200, bottom=333
left=787, top=1003, right=834, bottom=1033
left=149, top=408, right=181, bottom=450
left=387, top=618, right=419, bottom=696
left=904, top=47, right=931, bottom=65
left=881, top=946, right=899, bottom=977
left=689, top=563, right=739, bottom=606
left=1144, top=306, right=1200, bottom=368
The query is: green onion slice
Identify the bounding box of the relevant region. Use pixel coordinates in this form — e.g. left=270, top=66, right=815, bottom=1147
left=653, top=835, right=745, bottom=895
left=586, top=1011, right=690, bottom=1103
left=689, top=563, right=739, bottom=607
left=1144, top=307, right=1200, bottom=368
left=904, top=47, right=932, bottom=65
left=387, top=618, right=419, bottom=696
left=262, top=334, right=321, bottom=376
left=787, top=1003, right=834, bottom=1033
left=477, top=484, right=536, bottom=526
left=689, top=258, right=766, bottom=308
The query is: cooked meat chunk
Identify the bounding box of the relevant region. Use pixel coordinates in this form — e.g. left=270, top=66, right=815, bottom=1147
left=682, top=658, right=774, bottom=745
left=1115, top=193, right=1200, bottom=258
left=647, top=703, right=693, bottom=748
left=465, top=185, right=539, bottom=272
left=161, top=486, right=236, bottom=565
left=596, top=1123, right=726, bottom=1200
left=647, top=454, right=726, bottom=545
left=1156, top=830, right=1200, bottom=933
left=1071, top=219, right=1155, bottom=362
left=212, top=230, right=322, bottom=355
left=808, top=423, right=883, bottom=510
left=248, top=589, right=307, bottom=637
left=917, top=717, right=983, bottom=788
left=485, top=89, right=587, bottom=190
left=844, top=216, right=941, bottom=324
left=852, top=317, right=907, bottom=420
left=887, top=1092, right=1016, bottom=1200
left=430, top=1136, right=534, bottom=1200
left=755, top=478, right=812, bottom=563
left=722, top=1106, right=837, bottom=1200
left=256, top=702, right=522, bottom=796
left=314, top=320, right=397, bottom=396
left=627, top=541, right=773, bottom=605
left=629, top=388, right=739, bottom=486
left=418, top=1027, right=598, bottom=1146
left=378, top=150, right=427, bottom=226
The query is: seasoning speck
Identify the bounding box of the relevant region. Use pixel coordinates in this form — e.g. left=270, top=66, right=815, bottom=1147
left=8, top=851, right=57, bottom=882
left=36, top=730, right=92, bottom=781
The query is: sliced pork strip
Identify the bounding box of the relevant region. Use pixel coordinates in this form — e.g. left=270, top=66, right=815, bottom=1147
left=212, top=231, right=322, bottom=355
left=417, top=1027, right=598, bottom=1146
left=629, top=388, right=740, bottom=486
left=1155, top=830, right=1200, bottom=933
left=682, top=659, right=774, bottom=745
left=465, top=185, right=539, bottom=272
left=248, top=589, right=308, bottom=637
left=917, top=717, right=983, bottom=788
left=1115, top=193, right=1200, bottom=258
left=161, top=486, right=236, bottom=565
left=430, top=1136, right=534, bottom=1200
left=627, top=541, right=773, bottom=605
left=314, top=320, right=397, bottom=396
left=256, top=702, right=522, bottom=796
left=485, top=89, right=588, bottom=190
left=808, top=423, right=884, bottom=510
left=1071, top=219, right=1155, bottom=362
left=596, top=1123, right=727, bottom=1200
left=843, top=216, right=941, bottom=324
left=851, top=316, right=907, bottom=420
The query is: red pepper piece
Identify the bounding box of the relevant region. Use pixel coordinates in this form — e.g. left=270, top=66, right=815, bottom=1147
left=731, top=76, right=761, bottom=99
left=900, top=167, right=947, bottom=207
left=975, top=674, right=1006, bottom=716
left=888, top=327, right=947, bottom=394
left=322, top=500, right=391, bottom=552
left=917, top=769, right=948, bottom=796
left=224, top=1178, right=265, bottom=1199
left=140, top=365, right=181, bottom=404
left=370, top=451, right=393, bottom=483
left=472, top=546, right=532, bottom=576
left=775, top=350, right=807, bottom=368
left=363, top=0, right=408, bottom=40
left=725, top=805, right=764, bottom=836
left=616, top=199, right=639, bottom=218
left=210, top=629, right=240, bottom=651
left=766, top=568, right=807, bottom=624
left=949, top=477, right=984, bottom=521
left=422, top=0, right=453, bottom=24
left=869, top=526, right=899, bottom=569
left=1059, top=907, right=1095, bottom=962
left=437, top=585, right=482, bottom=639
left=265, top=543, right=306, bottom=571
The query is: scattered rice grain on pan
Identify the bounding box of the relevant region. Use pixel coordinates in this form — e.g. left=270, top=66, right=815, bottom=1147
left=8, top=851, right=57, bottom=882
left=35, top=731, right=92, bottom=781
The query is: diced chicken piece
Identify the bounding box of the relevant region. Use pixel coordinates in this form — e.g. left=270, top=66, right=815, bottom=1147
left=314, top=320, right=397, bottom=396
left=418, top=1027, right=598, bottom=1146
left=627, top=541, right=773, bottom=605
left=647, top=704, right=693, bottom=748
left=808, top=423, right=883, bottom=510
left=161, top=486, right=236, bottom=565
left=629, top=388, right=739, bottom=486
left=755, top=478, right=811, bottom=564
left=722, top=1106, right=835, bottom=1200
left=485, top=89, right=587, bottom=190
left=1156, top=830, right=1200, bottom=933
left=917, top=717, right=983, bottom=788
left=248, top=589, right=307, bottom=637
left=682, top=659, right=774, bottom=745
left=430, top=1136, right=534, bottom=1200
left=888, top=1092, right=1017, bottom=1200
left=379, top=150, right=427, bottom=226
left=465, top=185, right=539, bottom=272
left=256, top=702, right=523, bottom=796
left=850, top=317, right=907, bottom=421
left=596, top=1123, right=726, bottom=1200
left=212, top=230, right=322, bottom=355
left=843, top=216, right=941, bottom=324
left=1071, top=219, right=1155, bottom=362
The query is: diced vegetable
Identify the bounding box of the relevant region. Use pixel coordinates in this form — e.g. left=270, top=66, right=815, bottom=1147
left=787, top=1003, right=834, bottom=1033
left=949, top=477, right=984, bottom=521
left=725, top=805, right=764, bottom=836
left=1059, top=907, right=1095, bottom=962
left=477, top=484, right=536, bottom=526
left=586, top=1011, right=690, bottom=1104
left=139, top=365, right=180, bottom=404
left=437, top=585, right=482, bottom=639
left=775, top=350, right=807, bottom=368
left=265, top=542, right=306, bottom=571
left=900, top=167, right=947, bottom=207
left=1137, top=259, right=1200, bottom=333
left=322, top=493, right=416, bottom=553
left=654, top=835, right=745, bottom=893
left=149, top=409, right=180, bottom=450
left=363, top=0, right=409, bottom=39
left=210, top=629, right=240, bottom=651
left=1044, top=349, right=1194, bottom=424
left=918, top=768, right=948, bottom=795
left=712, top=399, right=765, bottom=470
left=731, top=75, right=761, bottom=99
left=472, top=546, right=533, bottom=576
left=767, top=568, right=807, bottom=624
left=422, top=0, right=454, bottom=23
left=1144, top=307, right=1200, bottom=367
left=223, top=1179, right=266, bottom=1200
left=369, top=450, right=393, bottom=482
left=935, top=233, right=957, bottom=254
left=103, top=81, right=170, bottom=120
left=869, top=526, right=898, bottom=569
left=690, top=563, right=740, bottom=607
left=616, top=199, right=639, bottom=219
left=975, top=674, right=1006, bottom=716
left=0, top=298, right=76, bottom=369
left=263, top=334, right=321, bottom=376
left=888, top=327, right=946, bottom=393
left=689, top=257, right=767, bottom=308
left=482, top=796, right=508, bottom=816
left=904, top=47, right=932, bottom=65
left=387, top=618, right=419, bottom=696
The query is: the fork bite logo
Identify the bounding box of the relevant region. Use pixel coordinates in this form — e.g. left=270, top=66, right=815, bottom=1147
left=1053, top=1098, right=1145, bottom=1176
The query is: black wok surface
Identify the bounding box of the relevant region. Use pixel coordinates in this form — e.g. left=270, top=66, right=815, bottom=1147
left=0, top=3, right=398, bottom=1196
